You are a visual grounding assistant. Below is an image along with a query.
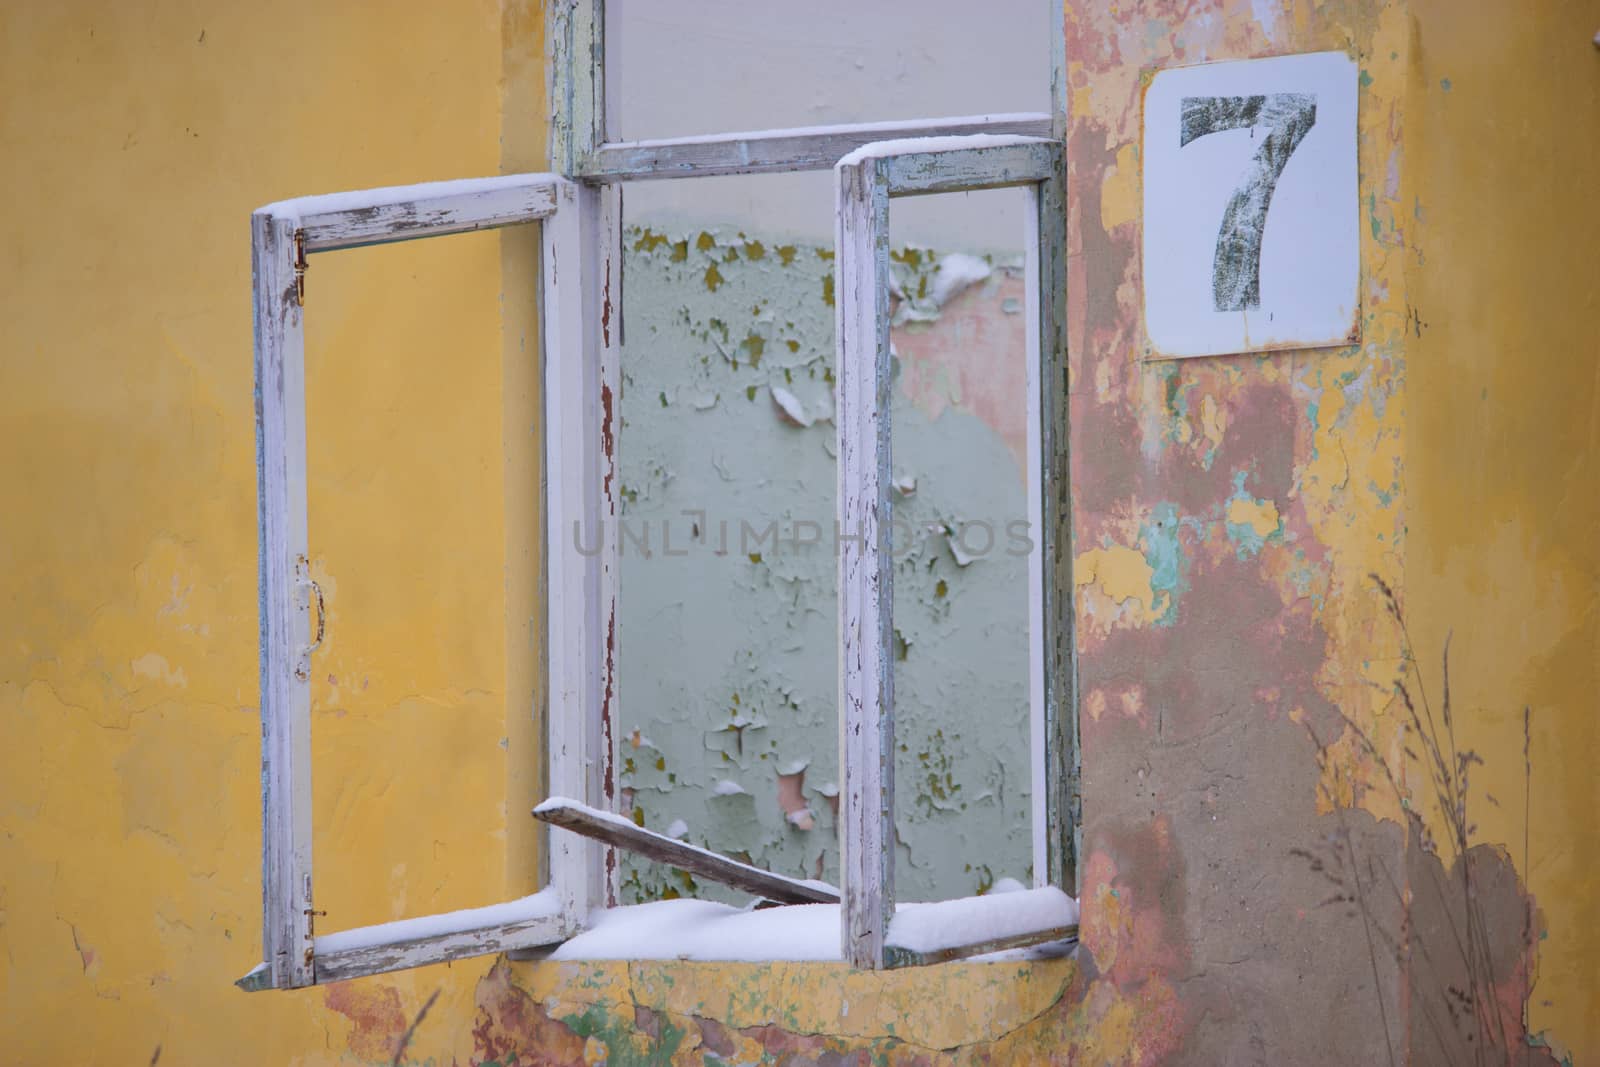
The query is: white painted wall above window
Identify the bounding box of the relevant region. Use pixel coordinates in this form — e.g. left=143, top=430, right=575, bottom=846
left=609, top=0, right=1051, bottom=247
left=605, top=0, right=1051, bottom=141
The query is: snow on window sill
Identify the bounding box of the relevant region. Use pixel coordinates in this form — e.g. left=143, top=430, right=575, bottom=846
left=545, top=888, right=1078, bottom=964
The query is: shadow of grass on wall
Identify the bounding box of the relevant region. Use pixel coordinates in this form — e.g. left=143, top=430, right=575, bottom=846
left=1293, top=576, right=1560, bottom=1067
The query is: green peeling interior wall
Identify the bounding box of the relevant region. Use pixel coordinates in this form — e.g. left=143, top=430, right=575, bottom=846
left=0, top=0, right=1596, bottom=1063
left=615, top=225, right=1037, bottom=905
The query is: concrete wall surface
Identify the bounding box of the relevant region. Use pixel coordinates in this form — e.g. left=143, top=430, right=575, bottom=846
left=1, top=1, right=1594, bottom=1063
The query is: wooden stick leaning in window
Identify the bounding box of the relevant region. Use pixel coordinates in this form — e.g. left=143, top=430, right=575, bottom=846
left=883, top=924, right=1080, bottom=969
left=534, top=798, right=839, bottom=906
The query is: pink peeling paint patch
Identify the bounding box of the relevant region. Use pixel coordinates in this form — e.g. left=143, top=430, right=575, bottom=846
left=323, top=981, right=407, bottom=1061
left=66, top=923, right=97, bottom=975
left=893, top=274, right=1030, bottom=479
left=776, top=765, right=814, bottom=830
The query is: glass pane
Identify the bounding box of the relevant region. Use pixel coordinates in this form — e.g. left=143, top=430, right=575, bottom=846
left=887, top=188, right=1035, bottom=901
left=605, top=0, right=1053, bottom=142
left=616, top=175, right=1036, bottom=906
left=615, top=173, right=841, bottom=904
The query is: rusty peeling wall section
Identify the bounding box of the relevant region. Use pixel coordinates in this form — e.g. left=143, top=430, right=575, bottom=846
left=1058, top=0, right=1569, bottom=1062
left=615, top=226, right=1034, bottom=903
left=1064, top=1, right=1416, bottom=1062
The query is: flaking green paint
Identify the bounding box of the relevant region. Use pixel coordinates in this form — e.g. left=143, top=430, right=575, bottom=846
left=561, top=1005, right=687, bottom=1066
left=614, top=224, right=1035, bottom=903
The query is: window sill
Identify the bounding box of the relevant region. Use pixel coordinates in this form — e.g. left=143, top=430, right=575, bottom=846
left=521, top=888, right=1077, bottom=965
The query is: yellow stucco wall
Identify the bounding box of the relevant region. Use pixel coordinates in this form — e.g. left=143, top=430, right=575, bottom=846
left=2, top=0, right=1596, bottom=1063
left=1406, top=0, right=1600, bottom=1052
left=0, top=0, right=544, bottom=1061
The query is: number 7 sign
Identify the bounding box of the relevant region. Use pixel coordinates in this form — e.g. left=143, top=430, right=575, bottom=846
left=1143, top=51, right=1359, bottom=358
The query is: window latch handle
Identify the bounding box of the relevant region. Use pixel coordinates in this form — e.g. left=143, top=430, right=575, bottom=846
left=293, top=557, right=326, bottom=679
left=303, top=577, right=325, bottom=655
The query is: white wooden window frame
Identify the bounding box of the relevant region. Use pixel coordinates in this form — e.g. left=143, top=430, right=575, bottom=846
left=239, top=174, right=622, bottom=990
left=242, top=0, right=1076, bottom=987
left=556, top=0, right=1080, bottom=969
left=834, top=136, right=1076, bottom=969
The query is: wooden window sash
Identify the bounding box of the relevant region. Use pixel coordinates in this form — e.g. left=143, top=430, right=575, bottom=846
left=575, top=114, right=1055, bottom=182
left=241, top=173, right=620, bottom=991
left=834, top=136, right=1076, bottom=970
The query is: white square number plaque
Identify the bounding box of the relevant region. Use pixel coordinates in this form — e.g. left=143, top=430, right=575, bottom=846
left=1143, top=51, right=1359, bottom=358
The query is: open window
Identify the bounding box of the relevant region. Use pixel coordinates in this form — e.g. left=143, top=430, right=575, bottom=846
left=238, top=175, right=619, bottom=989
left=242, top=0, right=1077, bottom=987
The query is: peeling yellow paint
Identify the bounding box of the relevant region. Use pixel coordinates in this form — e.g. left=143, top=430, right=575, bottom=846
left=1085, top=687, right=1108, bottom=721
left=1225, top=494, right=1280, bottom=540
left=1075, top=544, right=1161, bottom=628
left=514, top=958, right=1074, bottom=1051
left=130, top=652, right=188, bottom=689
left=1099, top=142, right=1140, bottom=232
left=1199, top=392, right=1227, bottom=454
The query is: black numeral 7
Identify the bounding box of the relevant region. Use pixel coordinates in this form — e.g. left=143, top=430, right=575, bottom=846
left=1180, top=93, right=1316, bottom=312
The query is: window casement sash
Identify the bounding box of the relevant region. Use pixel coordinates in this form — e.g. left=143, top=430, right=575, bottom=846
left=834, top=136, right=1076, bottom=970
left=547, top=0, right=629, bottom=934
left=242, top=174, right=613, bottom=991
left=542, top=179, right=624, bottom=931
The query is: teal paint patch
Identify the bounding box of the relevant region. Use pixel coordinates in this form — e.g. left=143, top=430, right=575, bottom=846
left=1224, top=470, right=1284, bottom=560
left=1139, top=502, right=1187, bottom=625
left=1161, top=363, right=1186, bottom=420
left=1285, top=548, right=1326, bottom=609
left=1143, top=361, right=1187, bottom=460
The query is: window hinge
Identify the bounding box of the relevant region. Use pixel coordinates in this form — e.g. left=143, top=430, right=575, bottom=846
left=293, top=228, right=308, bottom=306
left=304, top=907, right=326, bottom=968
